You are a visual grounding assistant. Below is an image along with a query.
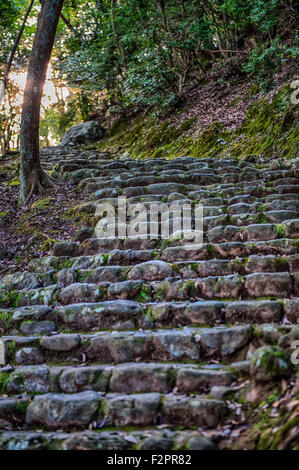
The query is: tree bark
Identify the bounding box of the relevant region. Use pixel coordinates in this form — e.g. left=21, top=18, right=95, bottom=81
left=0, top=0, right=35, bottom=105
left=20, top=0, right=64, bottom=204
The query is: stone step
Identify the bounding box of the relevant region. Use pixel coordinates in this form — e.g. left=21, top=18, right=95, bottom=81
left=1, top=270, right=297, bottom=310
left=1, top=298, right=297, bottom=336
left=1, top=151, right=298, bottom=446
left=51, top=217, right=299, bottom=256
left=1, top=362, right=234, bottom=395
left=161, top=239, right=299, bottom=262
left=3, top=254, right=297, bottom=294
left=24, top=240, right=299, bottom=274
left=0, top=429, right=217, bottom=450
left=74, top=209, right=299, bottom=237
left=63, top=165, right=293, bottom=189
left=18, top=391, right=228, bottom=430
left=1, top=325, right=254, bottom=365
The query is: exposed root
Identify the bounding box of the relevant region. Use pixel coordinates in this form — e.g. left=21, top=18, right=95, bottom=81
left=22, top=168, right=63, bottom=205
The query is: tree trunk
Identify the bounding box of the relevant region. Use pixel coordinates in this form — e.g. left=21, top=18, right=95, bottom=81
left=0, top=0, right=35, bottom=105
left=20, top=0, right=64, bottom=204
left=111, top=0, right=127, bottom=69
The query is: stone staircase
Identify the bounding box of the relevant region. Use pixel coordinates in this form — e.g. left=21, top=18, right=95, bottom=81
left=0, top=148, right=298, bottom=450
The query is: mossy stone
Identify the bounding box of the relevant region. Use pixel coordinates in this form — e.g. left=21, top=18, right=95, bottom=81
left=250, top=346, right=292, bottom=383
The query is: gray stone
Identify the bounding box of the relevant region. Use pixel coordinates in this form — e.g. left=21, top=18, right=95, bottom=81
left=12, top=306, right=53, bottom=322
left=53, top=242, right=79, bottom=257
left=200, top=325, right=252, bottom=357
left=15, top=347, right=44, bottom=365
left=250, top=346, right=292, bottom=383
left=40, top=334, right=81, bottom=352
left=210, top=385, right=234, bottom=400
left=61, top=121, right=105, bottom=147
left=59, top=366, right=111, bottom=393
left=6, top=365, right=51, bottom=394
left=226, top=300, right=283, bottom=323
left=162, top=395, right=227, bottom=427
left=20, top=321, right=56, bottom=335
left=110, top=363, right=174, bottom=393
left=185, top=301, right=224, bottom=325
left=0, top=272, right=41, bottom=290
left=176, top=368, right=233, bottom=392
left=245, top=272, right=292, bottom=298
left=59, top=283, right=102, bottom=305
left=284, top=299, right=299, bottom=324
left=128, top=260, right=175, bottom=281
left=105, top=393, right=161, bottom=427
left=26, top=391, right=100, bottom=428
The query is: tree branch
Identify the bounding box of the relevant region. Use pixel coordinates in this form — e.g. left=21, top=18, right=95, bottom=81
left=0, top=0, right=35, bottom=105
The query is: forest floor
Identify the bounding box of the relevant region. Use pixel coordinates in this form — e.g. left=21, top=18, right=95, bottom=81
left=0, top=156, right=85, bottom=276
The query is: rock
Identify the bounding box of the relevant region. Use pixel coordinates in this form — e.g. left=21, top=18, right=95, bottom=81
left=245, top=273, right=292, bottom=298
left=105, top=393, right=161, bottom=426
left=128, top=260, right=175, bottom=281
left=207, top=226, right=242, bottom=244
left=200, top=325, right=252, bottom=357
left=0, top=431, right=55, bottom=450
left=20, top=321, right=56, bottom=335
left=151, top=330, right=200, bottom=361
left=139, top=431, right=173, bottom=450
left=58, top=300, right=143, bottom=330
left=12, top=306, right=53, bottom=322
left=57, top=269, right=77, bottom=287
left=60, top=430, right=130, bottom=450
left=210, top=385, right=234, bottom=400
left=226, top=300, right=283, bottom=323
left=26, top=391, right=100, bottom=428
left=61, top=121, right=105, bottom=147
left=185, top=435, right=216, bottom=450
left=231, top=360, right=250, bottom=375
left=73, top=227, right=95, bottom=243
left=162, top=395, right=227, bottom=427
left=59, top=366, right=111, bottom=393
left=59, top=283, right=102, bottom=305
left=15, top=347, right=44, bottom=365
left=278, top=326, right=299, bottom=351
left=40, top=334, right=81, bottom=352
left=108, top=280, right=143, bottom=300
left=84, top=266, right=122, bottom=283
left=147, top=183, right=187, bottom=195
left=53, top=242, right=79, bottom=257
left=185, top=301, right=224, bottom=325
left=176, top=368, right=233, bottom=393
left=0, top=272, right=41, bottom=290
left=110, top=363, right=174, bottom=393
left=250, top=346, right=292, bottom=383
left=6, top=366, right=51, bottom=394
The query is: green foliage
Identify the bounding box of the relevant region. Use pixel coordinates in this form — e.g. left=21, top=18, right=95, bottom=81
left=52, top=0, right=298, bottom=115
left=0, top=0, right=21, bottom=51
left=243, top=38, right=299, bottom=92
left=2, top=0, right=299, bottom=149
left=0, top=371, right=11, bottom=393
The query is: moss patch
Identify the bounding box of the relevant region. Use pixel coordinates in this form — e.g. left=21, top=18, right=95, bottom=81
left=92, top=82, right=298, bottom=161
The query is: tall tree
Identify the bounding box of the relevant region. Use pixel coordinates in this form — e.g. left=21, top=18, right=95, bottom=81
left=0, top=0, right=35, bottom=105
left=19, top=0, right=64, bottom=204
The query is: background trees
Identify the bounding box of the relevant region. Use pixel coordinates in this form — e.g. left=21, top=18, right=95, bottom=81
left=56, top=0, right=298, bottom=117
left=0, top=0, right=298, bottom=153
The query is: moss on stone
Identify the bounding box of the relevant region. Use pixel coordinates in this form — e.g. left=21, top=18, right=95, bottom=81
left=275, top=224, right=286, bottom=237
left=0, top=312, right=13, bottom=331
left=0, top=371, right=11, bottom=393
